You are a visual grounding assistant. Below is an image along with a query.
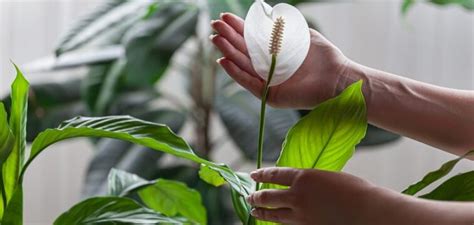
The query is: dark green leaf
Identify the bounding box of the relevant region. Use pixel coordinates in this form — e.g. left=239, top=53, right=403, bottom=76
left=231, top=188, right=251, bottom=224
left=402, top=0, right=416, bottom=15
left=138, top=179, right=207, bottom=224
left=403, top=150, right=474, bottom=196
left=2, top=187, right=22, bottom=225
left=430, top=0, right=474, bottom=10
left=107, top=168, right=149, bottom=197
left=123, top=2, right=198, bottom=86
left=55, top=1, right=151, bottom=55
left=53, top=196, right=189, bottom=224
left=0, top=103, right=14, bottom=218
left=23, top=116, right=251, bottom=196
left=216, top=90, right=299, bottom=161
left=420, top=171, right=474, bottom=201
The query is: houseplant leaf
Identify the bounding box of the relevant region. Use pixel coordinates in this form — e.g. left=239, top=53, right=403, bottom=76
left=107, top=168, right=149, bottom=197
left=21, top=116, right=251, bottom=196
left=123, top=2, right=198, bottom=86
left=55, top=0, right=151, bottom=55
left=138, top=179, right=207, bottom=224
left=403, top=150, right=474, bottom=196
left=420, top=171, right=474, bottom=201
left=53, top=196, right=189, bottom=224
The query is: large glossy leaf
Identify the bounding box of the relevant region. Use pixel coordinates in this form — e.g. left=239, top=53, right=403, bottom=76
left=420, top=171, right=474, bottom=201
left=139, top=179, right=207, bottom=224
left=53, top=196, right=189, bottom=224
left=2, top=65, right=29, bottom=223
left=402, top=0, right=474, bottom=15
left=216, top=89, right=299, bottom=161
left=257, top=81, right=367, bottom=225
left=55, top=0, right=151, bottom=55
left=274, top=80, right=367, bottom=170
left=403, top=150, right=474, bottom=196
left=107, top=168, right=149, bottom=197
left=22, top=116, right=251, bottom=196
left=123, top=2, right=198, bottom=86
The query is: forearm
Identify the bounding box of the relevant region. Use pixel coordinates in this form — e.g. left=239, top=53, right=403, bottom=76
left=368, top=188, right=474, bottom=225
left=338, top=61, right=474, bottom=156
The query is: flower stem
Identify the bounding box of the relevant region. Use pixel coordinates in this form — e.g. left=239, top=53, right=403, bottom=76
left=256, top=54, right=277, bottom=191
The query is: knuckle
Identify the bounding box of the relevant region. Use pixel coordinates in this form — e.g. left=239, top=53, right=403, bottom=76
left=256, top=191, right=268, bottom=204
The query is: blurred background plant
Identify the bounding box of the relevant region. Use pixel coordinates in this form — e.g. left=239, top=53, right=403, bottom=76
left=2, top=0, right=472, bottom=224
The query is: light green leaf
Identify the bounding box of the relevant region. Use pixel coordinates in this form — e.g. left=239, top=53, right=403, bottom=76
left=199, top=164, right=226, bottom=187
left=420, top=171, right=474, bottom=201
left=53, top=196, right=189, bottom=224
left=107, top=168, right=149, bottom=197
left=403, top=150, right=474, bottom=196
left=258, top=81, right=367, bottom=225
left=275, top=80, right=367, bottom=171
left=22, top=116, right=251, bottom=197
left=2, top=64, right=29, bottom=224
left=138, top=179, right=207, bottom=225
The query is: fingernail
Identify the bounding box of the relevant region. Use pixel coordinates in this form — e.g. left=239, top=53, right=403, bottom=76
left=250, top=171, right=259, bottom=179
left=250, top=208, right=258, bottom=217
left=209, top=34, right=217, bottom=41
left=216, top=57, right=225, bottom=64
left=210, top=19, right=217, bottom=24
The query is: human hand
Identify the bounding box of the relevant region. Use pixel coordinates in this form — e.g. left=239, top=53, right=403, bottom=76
left=211, top=13, right=350, bottom=109
left=246, top=167, right=392, bottom=225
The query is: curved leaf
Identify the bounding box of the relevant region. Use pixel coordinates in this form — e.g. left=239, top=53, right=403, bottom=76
left=403, top=150, right=474, bottom=196
left=138, top=179, right=207, bottom=224
left=199, top=164, right=226, bottom=187
left=53, top=196, right=189, bottom=224
left=420, top=171, right=474, bottom=201
left=123, top=2, right=198, bottom=86
left=22, top=116, right=251, bottom=196
left=216, top=90, right=299, bottom=161
left=56, top=1, right=151, bottom=55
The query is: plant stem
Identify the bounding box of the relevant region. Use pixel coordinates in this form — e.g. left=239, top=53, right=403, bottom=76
left=256, top=54, right=277, bottom=191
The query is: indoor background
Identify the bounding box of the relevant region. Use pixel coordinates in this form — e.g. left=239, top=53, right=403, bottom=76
left=0, top=0, right=473, bottom=224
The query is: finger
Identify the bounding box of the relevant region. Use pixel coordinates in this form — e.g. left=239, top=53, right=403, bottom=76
left=210, top=20, right=248, bottom=56
left=217, top=57, right=263, bottom=97
left=251, top=207, right=294, bottom=224
left=220, top=12, right=245, bottom=35
left=211, top=34, right=257, bottom=76
left=247, top=189, right=294, bottom=208
left=250, top=167, right=300, bottom=186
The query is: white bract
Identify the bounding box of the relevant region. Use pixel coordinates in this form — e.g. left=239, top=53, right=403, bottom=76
left=244, top=0, right=311, bottom=86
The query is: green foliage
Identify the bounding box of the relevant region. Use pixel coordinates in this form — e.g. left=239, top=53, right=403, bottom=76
left=139, top=179, right=207, bottom=224
left=420, top=171, right=474, bottom=201
left=53, top=197, right=189, bottom=224
left=403, top=150, right=474, bottom=195
left=199, top=164, right=226, bottom=187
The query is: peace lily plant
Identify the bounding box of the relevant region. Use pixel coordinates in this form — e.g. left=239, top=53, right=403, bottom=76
left=1, top=0, right=472, bottom=224
left=244, top=0, right=311, bottom=190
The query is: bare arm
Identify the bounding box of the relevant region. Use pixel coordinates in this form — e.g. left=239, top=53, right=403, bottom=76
left=339, top=62, right=474, bottom=156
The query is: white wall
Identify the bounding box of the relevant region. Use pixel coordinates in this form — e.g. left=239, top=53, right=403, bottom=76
left=0, top=0, right=473, bottom=224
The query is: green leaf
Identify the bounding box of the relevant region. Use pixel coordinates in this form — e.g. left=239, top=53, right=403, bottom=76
left=258, top=81, right=367, bottom=225
left=55, top=1, right=151, bottom=55
left=107, top=168, right=149, bottom=197
left=231, top=188, right=252, bottom=224
left=0, top=103, right=14, bottom=218
left=402, top=150, right=474, bottom=196
left=402, top=0, right=416, bottom=15
left=23, top=116, right=251, bottom=196
left=53, top=196, right=189, bottom=224
left=275, top=80, right=367, bottom=171
left=199, top=164, right=226, bottom=187
left=420, top=171, right=474, bottom=201
left=123, top=2, right=198, bottom=86
left=430, top=0, right=474, bottom=10
left=1, top=187, right=22, bottom=225
left=3, top=64, right=29, bottom=212
left=138, top=179, right=207, bottom=225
